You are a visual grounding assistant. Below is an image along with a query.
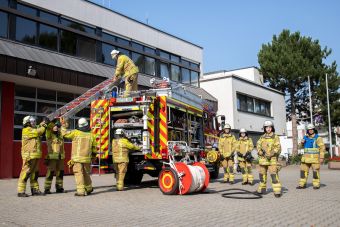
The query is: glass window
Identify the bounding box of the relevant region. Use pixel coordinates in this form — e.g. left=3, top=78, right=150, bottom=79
left=190, top=71, right=199, bottom=86
left=77, top=36, right=96, bottom=60
left=15, top=99, right=35, bottom=112
left=117, top=47, right=130, bottom=56
left=182, top=68, right=190, bottom=84
left=144, top=57, right=155, bottom=76
left=57, top=91, right=74, bottom=103
left=15, top=85, right=36, bottom=98
left=15, top=16, right=37, bottom=45
left=160, top=63, right=170, bottom=79
left=247, top=97, right=254, bottom=112
left=182, top=59, right=190, bottom=67
left=132, top=52, right=144, bottom=73
left=237, top=94, right=247, bottom=111
left=191, top=62, right=200, bottom=70
left=0, top=0, right=8, bottom=7
left=60, top=30, right=76, bottom=55
left=37, top=102, right=56, bottom=114
left=132, top=42, right=143, bottom=52
left=101, top=43, right=115, bottom=65
left=171, top=55, right=180, bottom=63
left=37, top=88, right=56, bottom=101
left=160, top=51, right=170, bottom=60
left=40, top=11, right=58, bottom=23
left=117, top=37, right=129, bottom=46
left=102, top=32, right=116, bottom=43
left=39, top=24, right=57, bottom=50
left=61, top=18, right=95, bottom=34
left=171, top=65, right=180, bottom=82
left=14, top=113, right=27, bottom=126
left=0, top=11, right=8, bottom=38
left=144, top=46, right=156, bottom=55
left=76, top=108, right=90, bottom=117
left=14, top=128, right=22, bottom=140
left=17, top=3, right=37, bottom=17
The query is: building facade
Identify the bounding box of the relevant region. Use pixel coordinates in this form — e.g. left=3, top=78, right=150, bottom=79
left=0, top=0, right=216, bottom=178
left=200, top=67, right=286, bottom=142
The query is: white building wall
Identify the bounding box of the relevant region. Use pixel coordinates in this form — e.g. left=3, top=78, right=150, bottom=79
left=22, top=0, right=203, bottom=65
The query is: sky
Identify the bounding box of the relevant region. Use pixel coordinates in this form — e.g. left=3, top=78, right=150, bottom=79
left=91, top=0, right=340, bottom=74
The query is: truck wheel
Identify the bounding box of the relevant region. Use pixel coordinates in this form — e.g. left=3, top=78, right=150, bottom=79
left=210, top=164, right=220, bottom=179
left=158, top=167, right=179, bottom=195
left=124, top=171, right=143, bottom=185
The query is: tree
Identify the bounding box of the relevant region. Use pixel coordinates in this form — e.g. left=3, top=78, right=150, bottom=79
left=258, top=29, right=336, bottom=155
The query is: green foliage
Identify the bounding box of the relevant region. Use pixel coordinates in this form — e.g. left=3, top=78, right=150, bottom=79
left=290, top=154, right=302, bottom=165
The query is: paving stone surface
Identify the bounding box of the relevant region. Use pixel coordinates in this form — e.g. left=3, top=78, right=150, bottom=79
left=0, top=165, right=339, bottom=226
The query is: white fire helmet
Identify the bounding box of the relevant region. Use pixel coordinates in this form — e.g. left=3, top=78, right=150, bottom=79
left=78, top=118, right=88, bottom=128
left=240, top=128, right=247, bottom=133
left=306, top=124, right=315, bottom=130
left=110, top=49, right=120, bottom=58
left=115, top=128, right=125, bottom=135
left=224, top=124, right=231, bottom=129
left=263, top=120, right=274, bottom=127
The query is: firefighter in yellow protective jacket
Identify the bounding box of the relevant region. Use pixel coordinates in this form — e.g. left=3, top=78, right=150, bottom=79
left=111, top=49, right=139, bottom=97
left=256, top=120, right=282, bottom=198
left=112, top=129, right=140, bottom=191
left=63, top=118, right=97, bottom=196
left=236, top=128, right=254, bottom=185
left=17, top=116, right=47, bottom=197
left=218, top=124, right=237, bottom=184
left=43, top=120, right=65, bottom=194
left=296, top=124, right=325, bottom=190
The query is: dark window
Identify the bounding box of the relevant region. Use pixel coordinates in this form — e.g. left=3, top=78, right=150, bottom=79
left=57, top=91, right=74, bottom=103
left=102, top=32, right=116, bottom=43
left=0, top=0, right=8, bottom=7
left=15, top=99, right=35, bottom=112
left=160, top=51, right=170, bottom=60
left=15, top=85, right=36, bottom=98
left=17, top=3, right=37, bottom=17
left=15, top=16, right=37, bottom=45
left=182, top=68, right=190, bottom=84
left=117, top=47, right=130, bottom=56
left=190, top=71, right=199, bottom=86
left=37, top=102, right=56, bottom=114
left=237, top=94, right=247, bottom=111
left=171, top=55, right=180, bottom=63
left=171, top=65, right=180, bottom=82
left=40, top=11, right=58, bottom=23
left=39, top=23, right=57, bottom=50
left=144, top=57, right=155, bottom=76
left=77, top=36, right=96, bottom=60
left=116, top=37, right=129, bottom=47
left=144, top=46, right=156, bottom=55
left=37, top=88, right=56, bottom=101
left=160, top=63, right=170, bottom=79
left=237, top=93, right=271, bottom=116
left=191, top=62, right=199, bottom=70
left=61, top=18, right=95, bottom=34
left=132, top=52, right=144, bottom=73
left=14, top=113, right=27, bottom=126
left=247, top=98, right=254, bottom=112
left=0, top=11, right=8, bottom=38
left=101, top=43, right=115, bottom=65
left=182, top=59, right=190, bottom=67
left=60, top=30, right=76, bottom=55
left=131, top=42, right=143, bottom=52
left=76, top=107, right=90, bottom=117
left=14, top=128, right=22, bottom=140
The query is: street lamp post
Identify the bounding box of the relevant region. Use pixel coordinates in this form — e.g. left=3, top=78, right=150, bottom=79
left=326, top=74, right=333, bottom=158
left=308, top=76, right=313, bottom=124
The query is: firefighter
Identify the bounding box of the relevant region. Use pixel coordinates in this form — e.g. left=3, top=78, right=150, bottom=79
left=256, top=120, right=282, bottom=198
left=43, top=120, right=65, bottom=194
left=112, top=128, right=141, bottom=191
left=63, top=118, right=97, bottom=196
left=218, top=124, right=237, bottom=184
left=17, top=116, right=47, bottom=197
left=236, top=128, right=254, bottom=185
left=296, top=124, right=325, bottom=190
left=111, top=49, right=139, bottom=97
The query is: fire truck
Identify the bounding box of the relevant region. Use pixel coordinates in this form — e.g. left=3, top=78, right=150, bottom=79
left=47, top=77, right=222, bottom=194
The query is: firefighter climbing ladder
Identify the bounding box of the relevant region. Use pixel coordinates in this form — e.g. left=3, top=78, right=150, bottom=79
left=46, top=78, right=119, bottom=120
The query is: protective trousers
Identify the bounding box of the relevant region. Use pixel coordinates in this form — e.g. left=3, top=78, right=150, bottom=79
left=124, top=73, right=138, bottom=97
left=257, top=165, right=282, bottom=195
left=239, top=161, right=254, bottom=184
left=113, top=162, right=128, bottom=191
left=73, top=163, right=92, bottom=195
left=17, top=159, right=40, bottom=193
left=222, top=158, right=234, bottom=182
left=299, top=162, right=320, bottom=188
left=44, top=159, right=64, bottom=191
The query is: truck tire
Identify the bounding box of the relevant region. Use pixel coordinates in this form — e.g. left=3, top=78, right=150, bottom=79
left=210, top=164, right=220, bottom=179
left=158, top=167, right=179, bottom=195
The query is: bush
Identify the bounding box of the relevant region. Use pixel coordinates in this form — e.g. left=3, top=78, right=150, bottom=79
left=289, top=154, right=302, bottom=165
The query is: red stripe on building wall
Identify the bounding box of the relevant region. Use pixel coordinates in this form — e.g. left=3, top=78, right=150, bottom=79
left=0, top=82, right=15, bottom=178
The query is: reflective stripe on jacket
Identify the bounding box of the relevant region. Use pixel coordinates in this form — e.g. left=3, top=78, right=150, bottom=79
left=301, top=134, right=325, bottom=164
left=46, top=123, right=65, bottom=160
left=236, top=137, right=254, bottom=161
left=112, top=138, right=140, bottom=163
left=256, top=133, right=281, bottom=165
left=115, top=55, right=139, bottom=79
left=21, top=126, right=46, bottom=159
left=218, top=134, right=236, bottom=158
